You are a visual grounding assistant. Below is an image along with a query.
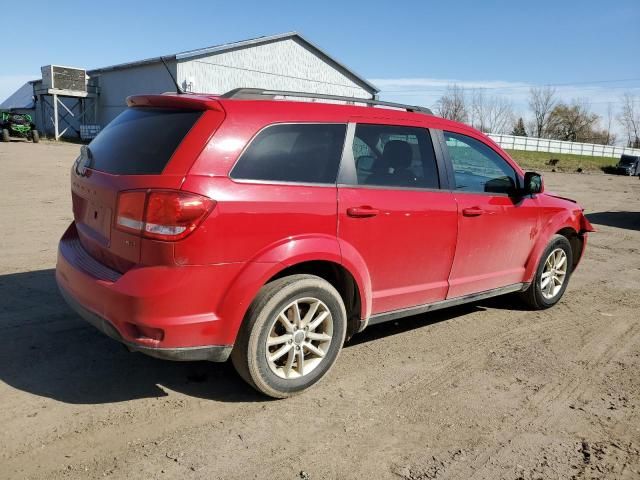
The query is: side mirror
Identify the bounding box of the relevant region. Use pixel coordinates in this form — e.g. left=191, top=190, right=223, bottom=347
left=523, top=172, right=544, bottom=195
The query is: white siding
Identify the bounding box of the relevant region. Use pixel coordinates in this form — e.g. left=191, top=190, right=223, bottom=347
left=91, top=62, right=178, bottom=126
left=86, top=37, right=373, bottom=128
left=177, top=37, right=371, bottom=98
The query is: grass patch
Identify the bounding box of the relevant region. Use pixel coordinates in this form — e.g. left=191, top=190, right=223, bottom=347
left=505, top=149, right=618, bottom=173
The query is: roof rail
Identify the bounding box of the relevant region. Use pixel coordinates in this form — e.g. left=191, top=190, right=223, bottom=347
left=220, top=88, right=433, bottom=115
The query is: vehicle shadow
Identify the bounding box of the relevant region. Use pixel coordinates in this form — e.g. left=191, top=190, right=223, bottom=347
left=1, top=135, right=34, bottom=143
left=0, top=269, right=257, bottom=404
left=347, top=303, right=484, bottom=346
left=0, top=268, right=494, bottom=405
left=586, top=211, right=640, bottom=232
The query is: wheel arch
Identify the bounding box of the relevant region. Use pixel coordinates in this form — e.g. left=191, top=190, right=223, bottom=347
left=555, top=226, right=584, bottom=271
left=217, top=235, right=371, bottom=345
left=524, top=211, right=584, bottom=281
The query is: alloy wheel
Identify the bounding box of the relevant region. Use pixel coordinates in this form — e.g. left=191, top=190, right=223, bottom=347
left=540, top=248, right=568, bottom=300
left=265, top=297, right=333, bottom=379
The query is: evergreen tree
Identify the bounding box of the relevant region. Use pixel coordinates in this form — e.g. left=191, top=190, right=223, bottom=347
left=511, top=117, right=527, bottom=136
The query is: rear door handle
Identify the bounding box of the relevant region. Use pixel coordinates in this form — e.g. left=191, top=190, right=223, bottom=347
left=462, top=207, right=485, bottom=217
left=347, top=206, right=380, bottom=218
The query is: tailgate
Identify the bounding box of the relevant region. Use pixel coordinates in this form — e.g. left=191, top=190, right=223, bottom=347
left=71, top=170, right=186, bottom=272
left=70, top=106, right=211, bottom=272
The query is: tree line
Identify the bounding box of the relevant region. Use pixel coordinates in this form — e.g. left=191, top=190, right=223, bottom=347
left=435, top=85, right=640, bottom=148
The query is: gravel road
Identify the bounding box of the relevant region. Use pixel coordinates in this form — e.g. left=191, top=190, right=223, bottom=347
left=1, top=141, right=638, bottom=479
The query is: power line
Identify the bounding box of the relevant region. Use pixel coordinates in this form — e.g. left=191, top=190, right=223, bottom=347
left=384, top=85, right=640, bottom=97
left=380, top=78, right=640, bottom=93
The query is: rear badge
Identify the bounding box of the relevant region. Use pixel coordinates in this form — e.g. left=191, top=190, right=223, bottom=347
left=76, top=145, right=92, bottom=176
left=124, top=239, right=136, bottom=247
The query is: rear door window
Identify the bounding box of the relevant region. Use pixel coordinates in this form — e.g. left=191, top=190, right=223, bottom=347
left=350, top=124, right=440, bottom=189
left=231, top=123, right=347, bottom=184
left=87, top=108, right=202, bottom=175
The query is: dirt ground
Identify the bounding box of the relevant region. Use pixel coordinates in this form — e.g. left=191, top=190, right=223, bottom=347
left=1, top=140, right=639, bottom=480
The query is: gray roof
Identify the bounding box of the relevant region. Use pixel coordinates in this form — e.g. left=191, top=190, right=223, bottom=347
left=88, top=32, right=378, bottom=95
left=0, top=81, right=36, bottom=110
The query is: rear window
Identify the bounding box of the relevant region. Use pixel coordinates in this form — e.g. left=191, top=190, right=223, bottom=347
left=230, top=123, right=347, bottom=184
left=87, top=108, right=202, bottom=175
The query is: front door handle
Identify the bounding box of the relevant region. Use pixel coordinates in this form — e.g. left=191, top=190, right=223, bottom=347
left=462, top=207, right=485, bottom=217
left=347, top=206, right=380, bottom=218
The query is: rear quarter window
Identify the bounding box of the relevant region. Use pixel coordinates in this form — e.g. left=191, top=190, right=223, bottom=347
left=87, top=108, right=202, bottom=175
left=230, top=123, right=347, bottom=184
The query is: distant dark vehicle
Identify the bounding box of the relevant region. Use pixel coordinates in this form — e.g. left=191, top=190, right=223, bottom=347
left=0, top=112, right=40, bottom=143
left=615, top=154, right=640, bottom=176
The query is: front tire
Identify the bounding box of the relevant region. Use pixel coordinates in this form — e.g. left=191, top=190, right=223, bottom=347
left=31, top=130, right=40, bottom=143
left=521, top=234, right=573, bottom=310
left=1, top=129, right=9, bottom=142
left=231, top=274, right=347, bottom=398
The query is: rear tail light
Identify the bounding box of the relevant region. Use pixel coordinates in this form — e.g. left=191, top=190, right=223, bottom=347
left=115, top=190, right=215, bottom=241
left=116, top=191, right=146, bottom=234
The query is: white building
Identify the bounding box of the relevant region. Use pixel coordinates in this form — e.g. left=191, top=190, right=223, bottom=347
left=1, top=32, right=378, bottom=139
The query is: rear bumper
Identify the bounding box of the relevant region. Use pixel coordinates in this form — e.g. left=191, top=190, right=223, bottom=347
left=55, top=223, right=244, bottom=361
left=58, top=285, right=231, bottom=361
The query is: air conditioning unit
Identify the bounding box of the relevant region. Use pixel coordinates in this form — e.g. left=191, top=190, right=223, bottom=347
left=41, top=65, right=87, bottom=92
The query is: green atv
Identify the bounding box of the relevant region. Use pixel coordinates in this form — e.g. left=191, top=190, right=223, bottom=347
left=1, top=112, right=40, bottom=143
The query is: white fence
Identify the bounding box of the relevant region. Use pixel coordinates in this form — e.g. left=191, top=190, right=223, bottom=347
left=488, top=134, right=640, bottom=159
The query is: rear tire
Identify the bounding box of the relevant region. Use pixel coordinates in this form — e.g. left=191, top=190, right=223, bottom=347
left=1, top=129, right=9, bottom=142
left=31, top=130, right=40, bottom=143
left=231, top=274, right=347, bottom=398
left=520, top=234, right=573, bottom=310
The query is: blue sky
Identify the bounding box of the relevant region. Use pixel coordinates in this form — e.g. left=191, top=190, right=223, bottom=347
left=2, top=0, right=639, bottom=134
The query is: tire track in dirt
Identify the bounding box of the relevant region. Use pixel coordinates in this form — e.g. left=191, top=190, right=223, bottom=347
left=524, top=319, right=639, bottom=427
left=5, top=289, right=638, bottom=479
left=440, top=307, right=640, bottom=478
left=1, top=305, right=565, bottom=478
left=319, top=282, right=639, bottom=479
left=385, top=303, right=601, bottom=408
left=238, top=295, right=635, bottom=479
left=182, top=301, right=616, bottom=479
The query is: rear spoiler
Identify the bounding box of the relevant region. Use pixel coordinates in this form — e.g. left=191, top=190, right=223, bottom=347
left=127, top=94, right=223, bottom=111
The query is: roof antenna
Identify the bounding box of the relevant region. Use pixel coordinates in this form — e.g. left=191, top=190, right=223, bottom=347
left=160, top=56, right=184, bottom=94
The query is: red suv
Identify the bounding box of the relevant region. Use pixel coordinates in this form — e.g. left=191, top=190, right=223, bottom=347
left=56, top=89, right=594, bottom=398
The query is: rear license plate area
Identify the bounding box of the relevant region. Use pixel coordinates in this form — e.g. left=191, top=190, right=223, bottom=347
left=82, top=201, right=112, bottom=243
